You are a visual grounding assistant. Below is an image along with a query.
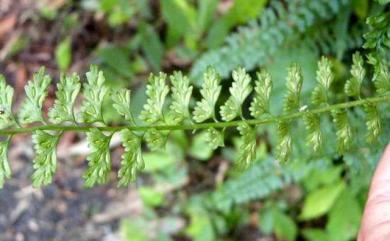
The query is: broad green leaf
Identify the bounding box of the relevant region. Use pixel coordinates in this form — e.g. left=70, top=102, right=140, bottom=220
left=139, top=187, right=165, bottom=207
left=0, top=75, right=15, bottom=129
left=206, top=128, right=224, bottom=150
left=169, top=71, right=193, bottom=124
left=32, top=130, right=61, bottom=187
left=143, top=151, right=176, bottom=172
left=55, top=37, right=72, bottom=71
left=140, top=73, right=169, bottom=124
left=49, top=73, right=81, bottom=123
left=250, top=70, right=272, bottom=119
left=327, top=190, right=361, bottom=241
left=273, top=209, right=297, bottom=241
left=186, top=205, right=215, bottom=241
left=302, top=228, right=329, bottom=241
left=139, top=22, right=164, bottom=71
left=79, top=66, right=108, bottom=123
left=220, top=68, right=252, bottom=121
left=193, top=67, right=221, bottom=122
left=84, top=129, right=112, bottom=187
left=118, top=129, right=143, bottom=186
left=300, top=181, right=346, bottom=220
left=19, top=67, right=51, bottom=124
left=189, top=131, right=213, bottom=160
left=0, top=141, right=11, bottom=188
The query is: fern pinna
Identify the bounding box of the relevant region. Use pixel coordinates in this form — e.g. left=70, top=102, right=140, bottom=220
left=0, top=52, right=389, bottom=188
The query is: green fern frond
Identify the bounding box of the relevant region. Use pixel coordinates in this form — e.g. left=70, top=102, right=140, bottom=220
left=32, top=130, right=61, bottom=187
left=49, top=73, right=80, bottom=124
left=84, top=129, right=112, bottom=187
left=0, top=54, right=389, bottom=187
left=140, top=73, right=169, bottom=124
left=193, top=67, right=221, bottom=122
left=80, top=65, right=108, bottom=123
left=19, top=67, right=51, bottom=124
left=220, top=68, right=252, bottom=121
left=250, top=70, right=272, bottom=119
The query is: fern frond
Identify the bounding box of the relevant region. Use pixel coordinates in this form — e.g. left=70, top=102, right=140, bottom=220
left=32, top=130, right=61, bottom=187
left=84, top=129, right=112, bottom=187
left=0, top=75, right=15, bottom=129
left=0, top=140, right=11, bottom=188
left=0, top=53, right=390, bottom=187
left=140, top=73, right=169, bottom=124
left=250, top=70, right=272, bottom=119
left=345, top=52, right=365, bottom=98
left=220, top=68, right=252, bottom=121
left=19, top=67, right=51, bottom=124
left=49, top=73, right=81, bottom=124
left=118, top=129, right=144, bottom=186
left=206, top=128, right=224, bottom=150
left=79, top=66, right=108, bottom=123
left=169, top=72, right=193, bottom=124
left=193, top=67, right=221, bottom=122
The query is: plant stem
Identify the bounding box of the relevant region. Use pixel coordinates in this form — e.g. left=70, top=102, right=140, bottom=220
left=1, top=95, right=389, bottom=136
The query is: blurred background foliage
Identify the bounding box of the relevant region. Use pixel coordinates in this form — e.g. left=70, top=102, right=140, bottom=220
left=0, top=0, right=389, bottom=240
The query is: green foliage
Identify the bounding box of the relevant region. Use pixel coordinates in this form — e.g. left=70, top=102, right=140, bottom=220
left=32, top=130, right=61, bottom=187
left=18, top=67, right=51, bottom=124
left=0, top=140, right=11, bottom=188
left=0, top=55, right=389, bottom=187
left=140, top=73, right=169, bottom=124
left=190, top=0, right=349, bottom=82
left=220, top=68, right=252, bottom=121
left=193, top=67, right=221, bottom=122
left=55, top=37, right=72, bottom=71
left=118, top=129, right=143, bottom=186
left=49, top=73, right=80, bottom=124
left=84, top=129, right=112, bottom=187
left=0, top=75, right=15, bottom=129
left=79, top=65, right=108, bottom=123
left=250, top=70, right=272, bottom=118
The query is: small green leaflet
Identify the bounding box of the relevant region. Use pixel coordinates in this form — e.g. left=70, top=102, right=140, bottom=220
left=237, top=123, right=256, bottom=168
left=372, top=61, right=390, bottom=95
left=140, top=73, right=169, bottom=124
left=250, top=70, right=272, bottom=119
left=345, top=52, right=365, bottom=98
left=169, top=71, right=193, bottom=124
left=19, top=67, right=51, bottom=124
left=331, top=110, right=352, bottom=153
left=49, top=73, right=81, bottom=124
left=193, top=67, right=221, bottom=122
left=0, top=140, right=11, bottom=188
left=206, top=128, right=224, bottom=150
left=118, top=129, right=144, bottom=186
left=79, top=66, right=108, bottom=123
left=145, top=128, right=168, bottom=151
left=283, top=64, right=303, bottom=113
left=0, top=75, right=15, bottom=129
left=364, top=104, right=381, bottom=143
left=276, top=121, right=292, bottom=162
left=304, top=113, right=323, bottom=152
left=32, top=130, right=61, bottom=187
left=112, top=89, right=134, bottom=123
left=312, top=57, right=333, bottom=105
left=220, top=68, right=252, bottom=121
left=84, top=129, right=112, bottom=187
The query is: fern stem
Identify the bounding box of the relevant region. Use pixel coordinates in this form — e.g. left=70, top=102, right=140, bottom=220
left=1, top=95, right=389, bottom=136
